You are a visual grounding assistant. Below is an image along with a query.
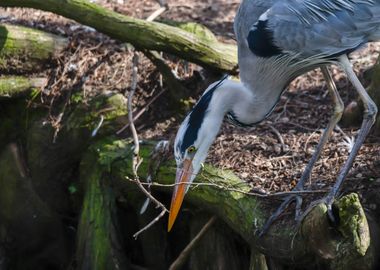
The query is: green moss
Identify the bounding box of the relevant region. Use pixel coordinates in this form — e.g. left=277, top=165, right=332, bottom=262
left=336, top=193, right=370, bottom=256
left=77, top=163, right=114, bottom=270
left=160, top=20, right=218, bottom=42
left=0, top=24, right=66, bottom=60
left=67, top=93, right=128, bottom=134
left=0, top=76, right=32, bottom=97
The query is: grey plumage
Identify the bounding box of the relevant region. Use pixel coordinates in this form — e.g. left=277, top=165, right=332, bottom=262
left=234, top=0, right=380, bottom=123
left=236, top=0, right=380, bottom=57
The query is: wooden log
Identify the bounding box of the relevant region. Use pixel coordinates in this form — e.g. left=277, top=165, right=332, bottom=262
left=0, top=23, right=67, bottom=73
left=0, top=76, right=46, bottom=98
left=85, top=139, right=378, bottom=269
left=0, top=0, right=238, bottom=73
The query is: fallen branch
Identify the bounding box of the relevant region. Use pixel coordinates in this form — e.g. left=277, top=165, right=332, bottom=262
left=0, top=0, right=238, bottom=73
left=0, top=76, right=46, bottom=98
left=0, top=23, right=67, bottom=73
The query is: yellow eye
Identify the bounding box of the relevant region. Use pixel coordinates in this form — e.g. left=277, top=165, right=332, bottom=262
left=188, top=146, right=196, bottom=153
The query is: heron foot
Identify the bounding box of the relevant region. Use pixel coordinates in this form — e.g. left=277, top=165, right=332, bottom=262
left=258, top=191, right=304, bottom=237
left=301, top=193, right=338, bottom=226
left=258, top=191, right=341, bottom=237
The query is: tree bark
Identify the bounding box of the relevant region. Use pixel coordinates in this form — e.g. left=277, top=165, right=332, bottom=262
left=0, top=0, right=238, bottom=73
left=85, top=139, right=379, bottom=269
left=0, top=23, right=67, bottom=73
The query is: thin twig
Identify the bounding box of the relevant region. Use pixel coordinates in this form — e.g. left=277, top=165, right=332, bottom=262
left=129, top=53, right=141, bottom=171
left=169, top=216, right=217, bottom=270
left=268, top=125, right=286, bottom=152
left=146, top=6, right=167, bottom=22
left=116, top=87, right=166, bottom=134
left=127, top=4, right=170, bottom=239
left=126, top=177, right=169, bottom=214
left=133, top=209, right=167, bottom=239
left=268, top=125, right=285, bottom=146
left=126, top=177, right=328, bottom=198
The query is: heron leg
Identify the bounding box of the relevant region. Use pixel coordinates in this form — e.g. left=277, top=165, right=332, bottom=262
left=322, top=55, right=378, bottom=220
left=259, top=66, right=344, bottom=236
left=296, top=66, right=344, bottom=189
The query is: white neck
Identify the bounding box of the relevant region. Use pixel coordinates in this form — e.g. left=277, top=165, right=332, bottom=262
left=208, top=79, right=278, bottom=126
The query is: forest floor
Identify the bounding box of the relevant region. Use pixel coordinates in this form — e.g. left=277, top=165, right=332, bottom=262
left=2, top=0, right=379, bottom=201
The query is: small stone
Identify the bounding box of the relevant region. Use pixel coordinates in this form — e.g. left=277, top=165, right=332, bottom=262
left=274, top=144, right=282, bottom=155
left=241, top=172, right=249, bottom=178
left=281, top=117, right=290, bottom=123
left=356, top=173, right=363, bottom=178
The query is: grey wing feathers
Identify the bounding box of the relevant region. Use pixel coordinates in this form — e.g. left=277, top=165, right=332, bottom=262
left=234, top=0, right=277, bottom=44
left=249, top=0, right=380, bottom=57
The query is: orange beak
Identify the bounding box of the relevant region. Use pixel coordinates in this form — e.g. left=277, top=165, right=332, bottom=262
left=168, top=158, right=193, bottom=232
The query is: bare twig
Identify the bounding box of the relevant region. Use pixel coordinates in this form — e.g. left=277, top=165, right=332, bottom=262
left=127, top=4, right=171, bottom=239
left=116, top=87, right=166, bottom=134
left=268, top=125, right=287, bottom=152
left=169, top=216, right=217, bottom=270
left=146, top=6, right=167, bottom=22
left=125, top=177, right=328, bottom=198
left=128, top=52, right=141, bottom=172
left=133, top=207, right=167, bottom=239
left=127, top=52, right=169, bottom=239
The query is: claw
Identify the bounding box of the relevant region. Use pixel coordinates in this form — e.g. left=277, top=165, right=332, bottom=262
left=258, top=193, right=304, bottom=237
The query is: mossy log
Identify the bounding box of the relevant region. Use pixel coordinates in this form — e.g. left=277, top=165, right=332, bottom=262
left=80, top=139, right=378, bottom=269
left=0, top=76, right=46, bottom=98
left=0, top=0, right=238, bottom=73
left=0, top=23, right=67, bottom=73
left=77, top=154, right=128, bottom=270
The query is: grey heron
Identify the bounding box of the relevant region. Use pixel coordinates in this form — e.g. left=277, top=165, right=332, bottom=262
left=168, top=0, right=379, bottom=233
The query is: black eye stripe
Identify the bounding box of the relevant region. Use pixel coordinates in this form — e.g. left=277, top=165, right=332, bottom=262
left=180, top=75, right=228, bottom=155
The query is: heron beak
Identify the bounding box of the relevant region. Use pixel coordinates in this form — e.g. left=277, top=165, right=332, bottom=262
left=168, top=158, right=193, bottom=232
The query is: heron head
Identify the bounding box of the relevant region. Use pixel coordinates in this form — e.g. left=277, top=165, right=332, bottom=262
left=168, top=77, right=229, bottom=231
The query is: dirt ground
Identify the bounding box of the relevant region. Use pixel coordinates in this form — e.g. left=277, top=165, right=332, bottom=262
left=1, top=0, right=379, bottom=197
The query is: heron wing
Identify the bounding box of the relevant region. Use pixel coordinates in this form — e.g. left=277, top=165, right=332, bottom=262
left=234, top=0, right=278, bottom=45
left=247, top=0, right=380, bottom=57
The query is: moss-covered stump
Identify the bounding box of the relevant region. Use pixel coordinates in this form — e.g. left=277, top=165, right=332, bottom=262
left=80, top=139, right=377, bottom=269
left=301, top=197, right=374, bottom=270
left=0, top=24, right=67, bottom=73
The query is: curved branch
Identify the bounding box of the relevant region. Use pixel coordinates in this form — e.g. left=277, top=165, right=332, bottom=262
left=0, top=0, right=238, bottom=73
left=89, top=139, right=377, bottom=269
